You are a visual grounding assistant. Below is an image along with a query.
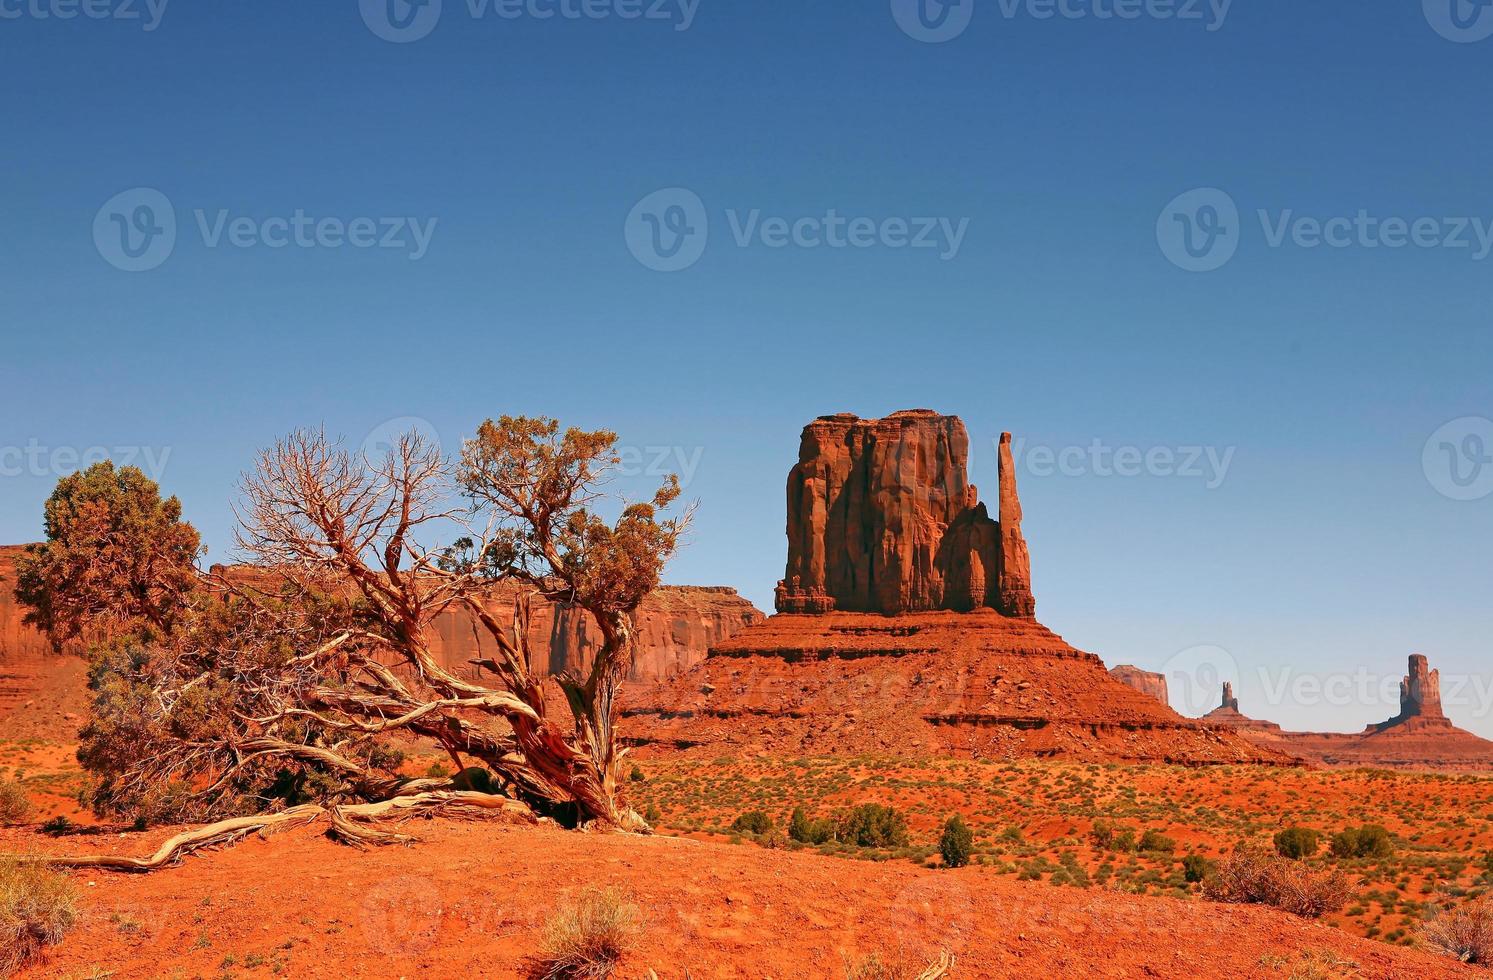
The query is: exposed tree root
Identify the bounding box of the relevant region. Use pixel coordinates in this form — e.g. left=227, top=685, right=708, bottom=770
left=3, top=791, right=536, bottom=872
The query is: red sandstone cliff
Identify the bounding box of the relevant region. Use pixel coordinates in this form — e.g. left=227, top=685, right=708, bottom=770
left=775, top=411, right=1034, bottom=617
left=1109, top=665, right=1169, bottom=707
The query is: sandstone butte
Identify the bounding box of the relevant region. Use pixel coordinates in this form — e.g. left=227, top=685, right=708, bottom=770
left=628, top=410, right=1293, bottom=765
left=1197, top=656, right=1493, bottom=772
left=0, top=544, right=764, bottom=727
left=1109, top=664, right=1169, bottom=706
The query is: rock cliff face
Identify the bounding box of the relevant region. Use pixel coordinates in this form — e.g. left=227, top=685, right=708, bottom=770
left=775, top=410, right=1034, bottom=617
left=1109, top=665, right=1169, bottom=707
left=423, top=582, right=764, bottom=683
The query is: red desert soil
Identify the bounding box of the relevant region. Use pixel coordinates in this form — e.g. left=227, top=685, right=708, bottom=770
left=3, top=817, right=1474, bottom=980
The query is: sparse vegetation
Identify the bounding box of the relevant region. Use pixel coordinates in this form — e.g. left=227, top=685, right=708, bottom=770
left=842, top=949, right=954, bottom=980
left=1204, top=846, right=1349, bottom=919
left=0, top=782, right=30, bottom=826
left=1183, top=854, right=1212, bottom=884
left=536, top=887, right=640, bottom=980
left=1422, top=896, right=1493, bottom=965
left=0, top=858, right=77, bottom=976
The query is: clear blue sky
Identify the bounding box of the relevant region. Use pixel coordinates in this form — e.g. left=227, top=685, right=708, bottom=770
left=3, top=2, right=1492, bottom=737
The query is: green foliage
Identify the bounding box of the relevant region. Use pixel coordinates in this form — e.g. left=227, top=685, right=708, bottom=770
left=1331, top=824, right=1395, bottom=859
left=629, top=765, right=645, bottom=783
left=731, top=810, right=775, bottom=836
left=643, top=803, right=661, bottom=825
left=1274, top=826, right=1322, bottom=860
left=789, top=806, right=835, bottom=845
left=15, top=461, right=202, bottom=646
left=1139, top=829, right=1176, bottom=855
left=1183, top=853, right=1212, bottom=884
left=839, top=804, right=910, bottom=849
left=940, top=815, right=973, bottom=869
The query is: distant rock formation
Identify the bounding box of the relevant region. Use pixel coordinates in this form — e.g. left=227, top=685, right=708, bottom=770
left=634, top=411, right=1294, bottom=766
left=1109, top=665, right=1169, bottom=706
left=775, top=410, right=1034, bottom=617
left=1203, top=656, right=1493, bottom=772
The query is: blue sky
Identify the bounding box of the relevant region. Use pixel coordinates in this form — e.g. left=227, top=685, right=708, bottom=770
left=3, top=2, right=1492, bottom=736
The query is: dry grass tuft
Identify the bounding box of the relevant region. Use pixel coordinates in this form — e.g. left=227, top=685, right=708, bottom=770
left=1204, top=846, right=1349, bottom=919
left=536, top=886, right=641, bottom=980
left=0, top=782, right=30, bottom=826
left=0, top=858, right=77, bottom=976
left=843, top=949, right=955, bottom=980
left=1423, top=897, right=1493, bottom=965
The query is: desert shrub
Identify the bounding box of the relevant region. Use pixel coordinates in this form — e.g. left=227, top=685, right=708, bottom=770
left=0, top=859, right=77, bottom=977
left=537, top=887, right=640, bottom=980
left=1183, top=854, right=1212, bottom=884
left=643, top=803, right=661, bottom=825
left=1331, top=824, right=1394, bottom=859
left=1090, top=819, right=1115, bottom=849
left=843, top=949, right=954, bottom=979
left=1203, top=846, right=1349, bottom=919
left=628, top=766, right=644, bottom=783
left=940, top=815, right=973, bottom=869
left=839, top=804, right=910, bottom=849
left=730, top=811, right=774, bottom=836
left=789, top=807, right=834, bottom=845
left=1275, top=826, right=1322, bottom=860
left=1423, top=897, right=1493, bottom=965
left=0, top=782, right=30, bottom=826
left=1139, top=830, right=1176, bottom=855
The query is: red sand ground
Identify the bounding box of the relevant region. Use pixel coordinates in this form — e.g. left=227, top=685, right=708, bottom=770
left=2, top=816, right=1475, bottom=979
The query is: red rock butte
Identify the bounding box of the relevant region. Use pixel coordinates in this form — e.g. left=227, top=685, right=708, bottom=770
left=630, top=410, right=1292, bottom=765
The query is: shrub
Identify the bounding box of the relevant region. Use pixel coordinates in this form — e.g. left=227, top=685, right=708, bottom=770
left=628, top=766, right=644, bottom=783
left=839, top=804, right=910, bottom=849
left=1183, top=854, right=1212, bottom=884
left=1331, top=825, right=1394, bottom=859
left=940, top=816, right=973, bottom=869
left=537, top=887, right=640, bottom=980
left=1203, top=846, right=1349, bottom=919
left=730, top=811, right=774, bottom=836
left=1139, top=830, right=1176, bottom=855
left=843, top=950, right=954, bottom=980
left=1274, top=826, right=1322, bottom=860
left=0, top=859, right=77, bottom=976
left=788, top=807, right=834, bottom=845
left=1423, top=897, right=1493, bottom=965
left=642, top=803, right=661, bottom=825
left=1090, top=819, right=1115, bottom=849
left=0, top=782, right=30, bottom=826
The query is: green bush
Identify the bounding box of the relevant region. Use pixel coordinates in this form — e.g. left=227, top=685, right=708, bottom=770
left=628, top=765, right=645, bottom=783
left=730, top=810, right=774, bottom=836
left=940, top=815, right=973, bottom=869
left=1331, top=824, right=1395, bottom=859
left=643, top=803, right=661, bottom=825
left=789, top=807, right=834, bottom=845
left=839, top=804, right=910, bottom=849
left=1274, top=826, right=1322, bottom=860
left=1183, top=854, right=1212, bottom=884
left=1139, top=830, right=1177, bottom=855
